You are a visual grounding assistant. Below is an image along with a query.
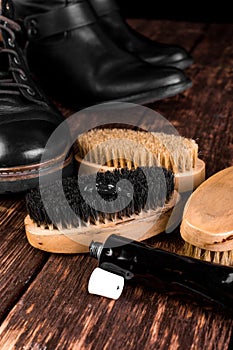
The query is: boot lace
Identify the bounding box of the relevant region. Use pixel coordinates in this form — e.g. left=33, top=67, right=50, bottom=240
left=0, top=15, right=35, bottom=96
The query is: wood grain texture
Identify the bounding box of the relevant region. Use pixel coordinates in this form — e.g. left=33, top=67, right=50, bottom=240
left=0, top=251, right=232, bottom=350
left=0, top=196, right=48, bottom=322
left=0, top=20, right=233, bottom=350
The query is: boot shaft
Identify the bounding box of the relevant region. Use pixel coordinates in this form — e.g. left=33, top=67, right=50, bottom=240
left=10, top=0, right=191, bottom=109
left=13, top=0, right=117, bottom=18
left=13, top=0, right=84, bottom=18
left=88, top=0, right=118, bottom=17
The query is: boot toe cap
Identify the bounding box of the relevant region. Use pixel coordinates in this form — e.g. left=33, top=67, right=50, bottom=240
left=141, top=45, right=193, bottom=69
left=0, top=119, right=69, bottom=169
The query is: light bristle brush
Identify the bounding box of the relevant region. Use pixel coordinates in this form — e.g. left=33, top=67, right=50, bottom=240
left=75, top=129, right=205, bottom=192
left=180, top=166, right=233, bottom=266
left=25, top=167, right=179, bottom=253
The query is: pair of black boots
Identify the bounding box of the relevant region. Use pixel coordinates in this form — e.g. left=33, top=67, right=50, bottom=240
left=15, top=0, right=193, bottom=107
left=0, top=0, right=193, bottom=194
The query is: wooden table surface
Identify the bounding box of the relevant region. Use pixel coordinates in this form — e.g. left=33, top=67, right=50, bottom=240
left=0, top=19, right=233, bottom=350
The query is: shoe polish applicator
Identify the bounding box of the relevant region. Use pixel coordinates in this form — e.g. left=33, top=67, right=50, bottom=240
left=89, top=234, right=233, bottom=310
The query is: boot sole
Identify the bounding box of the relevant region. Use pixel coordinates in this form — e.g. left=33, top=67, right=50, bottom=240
left=66, top=78, right=192, bottom=110
left=164, top=57, right=194, bottom=70
left=0, top=152, right=74, bottom=194
left=146, top=57, right=194, bottom=70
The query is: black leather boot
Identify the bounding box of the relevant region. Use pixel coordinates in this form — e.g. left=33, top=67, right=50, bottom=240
left=13, top=0, right=192, bottom=109
left=88, top=0, right=193, bottom=69
left=0, top=0, right=73, bottom=194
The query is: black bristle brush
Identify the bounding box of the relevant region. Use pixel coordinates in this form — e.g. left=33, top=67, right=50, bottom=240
left=25, top=167, right=178, bottom=253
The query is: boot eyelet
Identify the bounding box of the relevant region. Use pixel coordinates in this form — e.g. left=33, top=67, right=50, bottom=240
left=14, top=56, right=20, bottom=65
left=8, top=38, right=15, bottom=47
left=20, top=73, right=27, bottom=81
left=27, top=88, right=36, bottom=96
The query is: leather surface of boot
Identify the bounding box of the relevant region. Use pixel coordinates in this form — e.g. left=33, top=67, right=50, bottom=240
left=0, top=1, right=73, bottom=194
left=13, top=0, right=192, bottom=109
left=88, top=0, right=193, bottom=69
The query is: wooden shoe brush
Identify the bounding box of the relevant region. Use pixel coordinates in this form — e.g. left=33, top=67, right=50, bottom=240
left=180, top=166, right=233, bottom=266
left=75, top=129, right=205, bottom=192
left=25, top=166, right=179, bottom=253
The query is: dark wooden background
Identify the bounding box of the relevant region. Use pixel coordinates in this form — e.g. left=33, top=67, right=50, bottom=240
left=117, top=0, right=233, bottom=22
left=0, top=17, right=233, bottom=350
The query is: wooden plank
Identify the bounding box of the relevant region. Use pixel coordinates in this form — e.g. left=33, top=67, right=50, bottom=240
left=0, top=21, right=233, bottom=350
left=127, top=19, right=208, bottom=52
left=0, top=253, right=232, bottom=350
left=0, top=197, right=48, bottom=322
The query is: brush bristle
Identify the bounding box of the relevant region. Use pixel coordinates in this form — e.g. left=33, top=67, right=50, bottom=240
left=26, top=167, right=174, bottom=230
left=183, top=242, right=233, bottom=266
left=76, top=129, right=198, bottom=173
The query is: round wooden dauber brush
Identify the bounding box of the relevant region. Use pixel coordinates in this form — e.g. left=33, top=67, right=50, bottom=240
left=180, top=166, right=233, bottom=266
left=25, top=166, right=179, bottom=253
left=75, top=129, right=205, bottom=193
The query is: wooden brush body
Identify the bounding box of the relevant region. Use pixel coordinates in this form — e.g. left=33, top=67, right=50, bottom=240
left=25, top=191, right=178, bottom=254
left=76, top=129, right=205, bottom=192
left=25, top=167, right=179, bottom=254
left=181, top=166, right=233, bottom=265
